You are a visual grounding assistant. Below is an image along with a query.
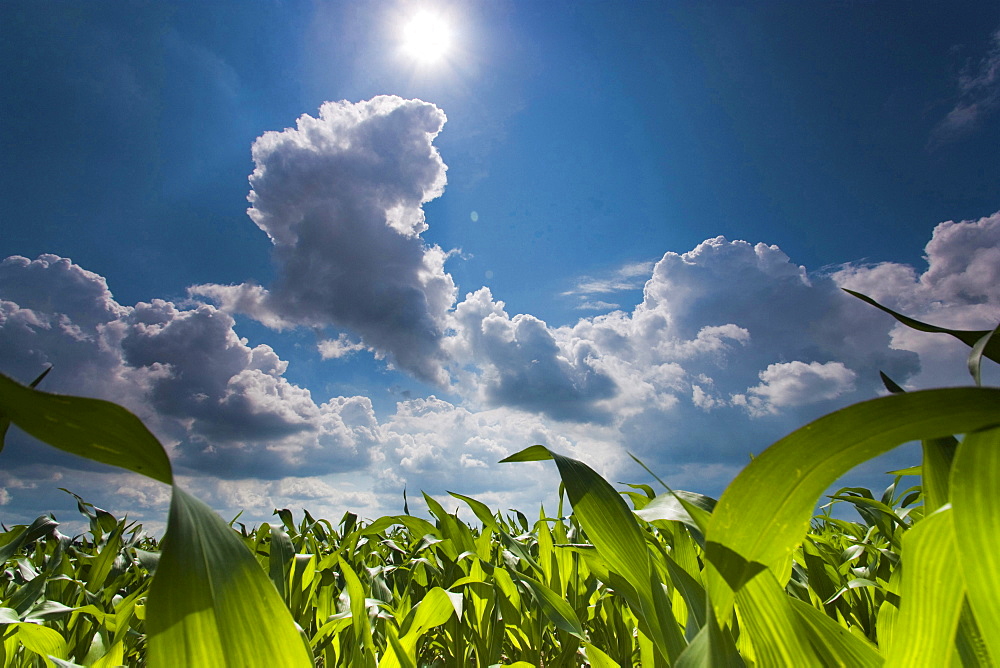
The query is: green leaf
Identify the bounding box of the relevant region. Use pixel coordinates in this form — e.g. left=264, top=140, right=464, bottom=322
left=843, top=289, right=1000, bottom=364
left=969, top=324, right=1000, bottom=386
left=787, top=597, right=882, bottom=666
left=628, top=454, right=714, bottom=536
left=405, top=586, right=456, bottom=636
left=7, top=622, right=68, bottom=665
left=381, top=627, right=417, bottom=668
left=517, top=573, right=585, bottom=639
left=705, top=387, right=1000, bottom=619
left=506, top=446, right=686, bottom=663
left=146, top=485, right=312, bottom=667
left=635, top=490, right=716, bottom=540
left=340, top=557, right=377, bottom=659
left=584, top=642, right=623, bottom=668
left=499, top=445, right=553, bottom=462
left=382, top=587, right=455, bottom=668
left=0, top=515, right=58, bottom=563
left=674, top=602, right=745, bottom=668
left=952, top=426, right=1000, bottom=662
left=47, top=659, right=86, bottom=668
left=922, top=436, right=959, bottom=512
left=734, top=571, right=818, bottom=666
left=0, top=366, right=50, bottom=454
left=449, top=492, right=544, bottom=577
left=0, top=372, right=172, bottom=484
left=955, top=598, right=992, bottom=668
left=885, top=505, right=963, bottom=666
left=268, top=526, right=294, bottom=601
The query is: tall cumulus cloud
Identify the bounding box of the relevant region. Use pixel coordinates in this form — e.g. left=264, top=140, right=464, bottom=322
left=192, top=96, right=456, bottom=385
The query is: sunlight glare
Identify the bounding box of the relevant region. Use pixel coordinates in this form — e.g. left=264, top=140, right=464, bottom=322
left=401, top=10, right=452, bottom=64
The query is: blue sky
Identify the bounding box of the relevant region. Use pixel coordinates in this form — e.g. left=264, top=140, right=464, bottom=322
left=2, top=1, right=999, bottom=530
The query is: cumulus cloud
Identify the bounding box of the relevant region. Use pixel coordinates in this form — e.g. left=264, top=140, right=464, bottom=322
left=831, top=211, right=1000, bottom=389
left=930, top=27, right=1000, bottom=147
left=369, top=395, right=623, bottom=514
left=192, top=96, right=456, bottom=385
left=0, top=254, right=376, bottom=482
left=444, top=235, right=919, bottom=440
left=735, top=361, right=857, bottom=417
left=4, top=206, right=999, bottom=529
left=445, top=288, right=618, bottom=422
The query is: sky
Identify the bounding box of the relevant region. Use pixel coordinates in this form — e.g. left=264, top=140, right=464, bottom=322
left=1, top=1, right=999, bottom=533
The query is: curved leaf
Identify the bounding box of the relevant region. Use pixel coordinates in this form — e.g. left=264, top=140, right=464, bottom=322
left=884, top=506, right=963, bottom=666
left=843, top=289, right=1000, bottom=364
left=952, top=426, right=1000, bottom=661
left=504, top=445, right=686, bottom=663
left=705, top=387, right=1000, bottom=617
left=0, top=372, right=172, bottom=484
left=518, top=573, right=585, bottom=639
left=146, top=486, right=312, bottom=667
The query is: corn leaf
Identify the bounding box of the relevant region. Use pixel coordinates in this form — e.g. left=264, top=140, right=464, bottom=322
left=969, top=325, right=1000, bottom=386
left=517, top=573, right=585, bottom=639
left=0, top=372, right=172, bottom=484
left=705, top=387, right=1000, bottom=618
left=885, top=505, right=963, bottom=666
left=584, top=642, right=622, bottom=668
left=952, top=426, right=1000, bottom=662
left=0, top=366, right=49, bottom=454
left=634, top=490, right=716, bottom=531
left=787, top=598, right=882, bottom=666
left=674, top=601, right=744, bottom=668
left=504, top=445, right=687, bottom=663
left=146, top=485, right=313, bottom=667
left=734, top=571, right=817, bottom=666
left=7, top=622, right=68, bottom=664
left=842, top=289, right=1000, bottom=364
left=922, top=436, right=959, bottom=512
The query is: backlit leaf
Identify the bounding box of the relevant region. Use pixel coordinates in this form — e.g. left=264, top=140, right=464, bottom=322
left=952, top=426, right=1000, bottom=662
left=146, top=486, right=312, bottom=667
left=0, top=372, right=172, bottom=484
left=705, top=387, right=1000, bottom=619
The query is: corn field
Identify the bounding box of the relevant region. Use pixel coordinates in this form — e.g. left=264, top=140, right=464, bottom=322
left=1, top=292, right=998, bottom=667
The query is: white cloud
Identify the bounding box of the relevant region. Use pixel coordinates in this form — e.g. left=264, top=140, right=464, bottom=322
left=930, top=27, right=1000, bottom=147
left=192, top=96, right=456, bottom=385
left=4, top=206, right=998, bottom=529
left=738, top=361, right=857, bottom=417
left=575, top=300, right=621, bottom=311
left=0, top=254, right=377, bottom=484
left=318, top=333, right=368, bottom=360
left=445, top=288, right=618, bottom=422
left=369, top=396, right=623, bottom=516
left=830, top=211, right=1000, bottom=389
left=564, top=260, right=656, bottom=296
left=445, top=234, right=917, bottom=435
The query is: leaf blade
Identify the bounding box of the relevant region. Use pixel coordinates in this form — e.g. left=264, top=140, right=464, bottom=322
left=0, top=372, right=172, bottom=484
left=146, top=486, right=312, bottom=667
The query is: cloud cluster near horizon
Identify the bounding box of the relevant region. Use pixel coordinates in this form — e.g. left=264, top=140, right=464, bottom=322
left=2, top=96, right=999, bottom=525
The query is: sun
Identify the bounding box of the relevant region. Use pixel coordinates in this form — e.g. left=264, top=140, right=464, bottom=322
left=400, top=9, right=453, bottom=65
